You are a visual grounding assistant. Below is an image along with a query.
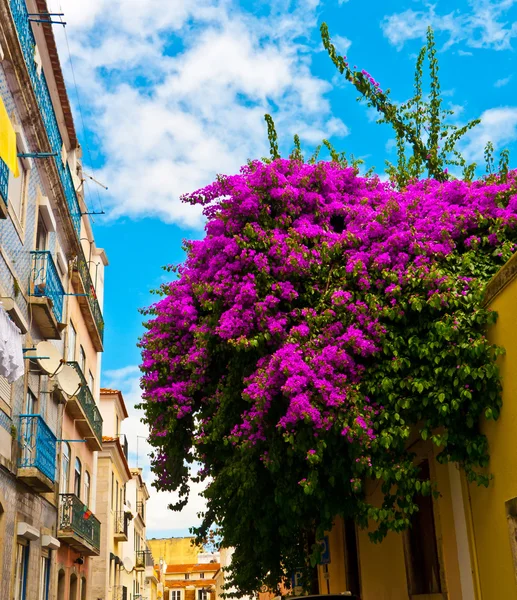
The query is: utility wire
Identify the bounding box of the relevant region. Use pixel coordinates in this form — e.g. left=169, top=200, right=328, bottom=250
left=53, top=0, right=105, bottom=217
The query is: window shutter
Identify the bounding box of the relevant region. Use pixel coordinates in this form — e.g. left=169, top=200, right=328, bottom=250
left=0, top=375, right=12, bottom=406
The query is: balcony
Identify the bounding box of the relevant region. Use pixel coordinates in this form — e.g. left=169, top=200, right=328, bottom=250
left=136, top=500, right=145, bottom=523
left=9, top=0, right=82, bottom=235
left=58, top=493, right=100, bottom=556
left=135, top=550, right=150, bottom=571
left=28, top=251, right=66, bottom=339
left=65, top=361, right=103, bottom=450
left=71, top=249, right=104, bottom=351
left=17, top=415, right=56, bottom=493
left=119, top=433, right=129, bottom=459
left=0, top=159, right=8, bottom=219
left=9, top=0, right=105, bottom=348
left=114, top=511, right=129, bottom=542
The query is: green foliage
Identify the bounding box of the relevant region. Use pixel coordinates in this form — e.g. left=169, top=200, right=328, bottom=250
left=320, top=23, right=513, bottom=187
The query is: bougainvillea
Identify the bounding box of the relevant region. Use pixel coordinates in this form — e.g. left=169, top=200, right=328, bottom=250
left=139, top=156, right=517, bottom=593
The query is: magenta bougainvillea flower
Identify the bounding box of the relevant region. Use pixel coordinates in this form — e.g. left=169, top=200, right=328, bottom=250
left=139, top=159, right=517, bottom=592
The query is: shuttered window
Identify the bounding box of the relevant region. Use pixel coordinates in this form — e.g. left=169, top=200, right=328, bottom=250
left=0, top=375, right=12, bottom=408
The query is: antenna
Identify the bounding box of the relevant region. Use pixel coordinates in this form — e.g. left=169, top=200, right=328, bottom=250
left=123, top=556, right=134, bottom=572
left=83, top=172, right=108, bottom=190
left=25, top=342, right=64, bottom=376
left=56, top=364, right=82, bottom=397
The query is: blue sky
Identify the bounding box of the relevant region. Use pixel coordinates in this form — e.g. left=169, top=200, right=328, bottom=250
left=48, top=0, right=517, bottom=537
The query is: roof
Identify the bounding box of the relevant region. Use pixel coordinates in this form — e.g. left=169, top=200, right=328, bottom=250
left=35, top=0, right=77, bottom=148
left=165, top=581, right=216, bottom=589
left=166, top=564, right=220, bottom=574
left=100, top=388, right=129, bottom=418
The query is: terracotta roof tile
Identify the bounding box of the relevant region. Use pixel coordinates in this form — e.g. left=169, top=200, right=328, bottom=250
left=166, top=564, right=220, bottom=574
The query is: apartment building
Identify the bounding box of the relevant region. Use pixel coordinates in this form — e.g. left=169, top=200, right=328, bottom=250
left=91, top=388, right=132, bottom=600
left=0, top=1, right=106, bottom=599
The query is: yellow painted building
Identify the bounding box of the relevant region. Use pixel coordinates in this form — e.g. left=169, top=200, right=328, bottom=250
left=318, top=254, right=517, bottom=600
left=148, top=537, right=203, bottom=567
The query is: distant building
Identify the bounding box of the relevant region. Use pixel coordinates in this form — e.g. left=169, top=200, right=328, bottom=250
left=148, top=537, right=203, bottom=566
left=90, top=389, right=132, bottom=600
left=163, top=559, right=220, bottom=600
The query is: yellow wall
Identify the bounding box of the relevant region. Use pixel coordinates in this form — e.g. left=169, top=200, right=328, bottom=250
left=467, top=257, right=517, bottom=600
left=322, top=446, right=463, bottom=600
left=148, top=537, right=203, bottom=565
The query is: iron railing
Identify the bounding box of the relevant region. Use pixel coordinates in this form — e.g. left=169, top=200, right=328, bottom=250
left=9, top=0, right=81, bottom=233
left=0, top=159, right=8, bottom=205
left=18, top=414, right=56, bottom=481
left=59, top=493, right=100, bottom=551
left=114, top=511, right=128, bottom=537
left=67, top=361, right=103, bottom=443
left=9, top=0, right=105, bottom=342
left=136, top=500, right=145, bottom=521
left=30, top=251, right=65, bottom=322
left=75, top=250, right=105, bottom=343
left=119, top=433, right=129, bottom=459
left=135, top=550, right=149, bottom=569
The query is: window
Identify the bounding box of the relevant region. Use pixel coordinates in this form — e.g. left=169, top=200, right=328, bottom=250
left=14, top=542, right=28, bottom=600
left=8, top=156, right=26, bottom=226
left=67, top=322, right=76, bottom=362
left=61, top=442, right=70, bottom=493
left=198, top=590, right=208, bottom=600
left=343, top=519, right=361, bottom=597
left=200, top=573, right=205, bottom=579
left=405, top=460, right=442, bottom=595
left=111, top=472, right=114, bottom=508
left=25, top=389, right=36, bottom=414
left=185, top=574, right=190, bottom=580
left=84, top=471, right=91, bottom=507
left=116, top=480, right=119, bottom=514
left=74, top=458, right=82, bottom=498
left=39, top=554, right=50, bottom=600
left=35, top=215, right=48, bottom=251
left=171, top=592, right=181, bottom=600
left=79, top=346, right=86, bottom=375
left=116, top=415, right=119, bottom=436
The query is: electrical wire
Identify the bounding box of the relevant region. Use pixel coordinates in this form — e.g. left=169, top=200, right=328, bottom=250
left=52, top=0, right=105, bottom=217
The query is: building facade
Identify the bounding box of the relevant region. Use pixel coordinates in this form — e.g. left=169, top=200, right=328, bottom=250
left=91, top=388, right=132, bottom=600
left=313, top=255, right=517, bottom=599
left=0, top=1, right=106, bottom=600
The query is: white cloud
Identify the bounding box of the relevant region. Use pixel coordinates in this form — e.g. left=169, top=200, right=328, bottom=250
left=458, top=49, right=474, bottom=56
left=103, top=365, right=207, bottom=536
left=382, top=1, right=517, bottom=51
left=461, top=106, right=517, bottom=162
left=332, top=34, right=352, bottom=56
left=495, top=75, right=512, bottom=87
left=49, top=0, right=346, bottom=228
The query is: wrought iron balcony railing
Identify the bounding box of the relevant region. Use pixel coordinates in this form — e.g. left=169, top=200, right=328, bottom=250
left=114, top=511, right=128, bottom=537
left=135, top=550, right=149, bottom=570
left=0, top=159, right=8, bottom=206
left=9, top=0, right=105, bottom=343
left=75, top=249, right=105, bottom=343
left=66, top=361, right=103, bottom=444
left=29, top=251, right=65, bottom=323
left=136, top=500, right=145, bottom=522
left=18, top=414, right=56, bottom=481
left=119, top=433, right=129, bottom=459
left=59, top=493, right=100, bottom=552
left=9, top=0, right=81, bottom=234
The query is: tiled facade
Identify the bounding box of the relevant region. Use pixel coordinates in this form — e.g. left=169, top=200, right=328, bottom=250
left=0, top=1, right=107, bottom=600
